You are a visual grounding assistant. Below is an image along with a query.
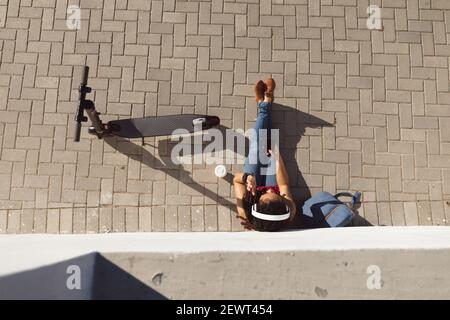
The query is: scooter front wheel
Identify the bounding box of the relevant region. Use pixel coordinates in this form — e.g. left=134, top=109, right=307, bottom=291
left=88, top=127, right=97, bottom=135
left=88, top=126, right=111, bottom=139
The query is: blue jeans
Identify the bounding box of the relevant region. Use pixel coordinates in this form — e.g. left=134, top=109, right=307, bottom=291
left=243, top=102, right=277, bottom=187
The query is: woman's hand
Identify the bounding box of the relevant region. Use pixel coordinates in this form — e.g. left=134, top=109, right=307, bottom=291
left=246, top=175, right=256, bottom=195
left=236, top=215, right=253, bottom=230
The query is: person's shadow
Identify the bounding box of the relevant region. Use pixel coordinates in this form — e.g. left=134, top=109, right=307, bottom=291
left=271, top=103, right=372, bottom=228
left=271, top=104, right=329, bottom=202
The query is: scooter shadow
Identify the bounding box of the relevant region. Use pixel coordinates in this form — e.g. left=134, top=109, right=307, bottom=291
left=156, top=124, right=248, bottom=186
left=103, top=136, right=237, bottom=210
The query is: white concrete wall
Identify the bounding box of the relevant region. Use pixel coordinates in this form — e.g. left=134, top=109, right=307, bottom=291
left=1, top=227, right=450, bottom=299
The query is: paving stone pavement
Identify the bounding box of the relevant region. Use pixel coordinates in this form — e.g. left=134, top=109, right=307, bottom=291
left=1, top=0, right=450, bottom=233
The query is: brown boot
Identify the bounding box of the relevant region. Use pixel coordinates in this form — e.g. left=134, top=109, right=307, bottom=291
left=264, top=77, right=276, bottom=100
left=254, top=80, right=266, bottom=103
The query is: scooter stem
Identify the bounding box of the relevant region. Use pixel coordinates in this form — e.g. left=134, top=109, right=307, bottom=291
left=74, top=65, right=107, bottom=141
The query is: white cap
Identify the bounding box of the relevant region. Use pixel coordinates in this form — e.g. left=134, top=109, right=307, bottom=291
left=214, top=165, right=227, bottom=178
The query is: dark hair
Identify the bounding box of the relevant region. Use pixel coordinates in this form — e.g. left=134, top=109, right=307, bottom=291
left=242, top=190, right=289, bottom=232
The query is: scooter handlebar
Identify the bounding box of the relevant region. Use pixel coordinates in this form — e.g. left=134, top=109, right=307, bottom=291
left=74, top=122, right=82, bottom=142
left=81, top=65, right=89, bottom=86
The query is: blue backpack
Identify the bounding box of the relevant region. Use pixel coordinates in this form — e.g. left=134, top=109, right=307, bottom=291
left=300, top=191, right=362, bottom=228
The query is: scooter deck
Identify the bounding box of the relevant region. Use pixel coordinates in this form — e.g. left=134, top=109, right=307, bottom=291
left=106, top=114, right=220, bottom=138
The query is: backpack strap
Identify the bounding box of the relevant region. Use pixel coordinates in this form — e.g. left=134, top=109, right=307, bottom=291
left=334, top=191, right=362, bottom=210
left=324, top=204, right=344, bottom=221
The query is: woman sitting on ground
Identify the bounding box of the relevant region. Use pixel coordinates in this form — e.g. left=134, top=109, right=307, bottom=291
left=233, top=78, right=296, bottom=231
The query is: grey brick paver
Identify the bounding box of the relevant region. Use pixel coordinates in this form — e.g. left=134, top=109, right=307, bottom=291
left=46, top=208, right=59, bottom=233
left=125, top=207, right=139, bottom=232
left=86, top=207, right=99, bottom=233
left=7, top=210, right=20, bottom=234
left=0, top=210, right=7, bottom=233
left=73, top=208, right=86, bottom=233
left=151, top=206, right=165, bottom=231
left=59, top=208, right=73, bottom=234
left=112, top=207, right=125, bottom=232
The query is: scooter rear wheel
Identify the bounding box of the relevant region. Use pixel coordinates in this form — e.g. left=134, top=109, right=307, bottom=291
left=205, top=116, right=220, bottom=127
